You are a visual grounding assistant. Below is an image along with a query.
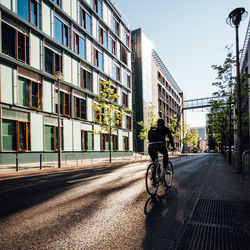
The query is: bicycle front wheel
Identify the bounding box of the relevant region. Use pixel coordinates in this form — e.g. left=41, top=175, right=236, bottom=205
left=164, top=161, right=174, bottom=187
left=146, top=163, right=158, bottom=195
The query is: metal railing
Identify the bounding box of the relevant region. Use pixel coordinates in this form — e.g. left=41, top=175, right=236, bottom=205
left=0, top=151, right=151, bottom=172
left=242, top=150, right=250, bottom=180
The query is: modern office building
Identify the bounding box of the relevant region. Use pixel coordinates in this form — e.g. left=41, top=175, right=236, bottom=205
left=131, top=28, right=183, bottom=153
left=240, top=20, right=250, bottom=152
left=0, top=0, right=132, bottom=166
left=152, top=50, right=183, bottom=151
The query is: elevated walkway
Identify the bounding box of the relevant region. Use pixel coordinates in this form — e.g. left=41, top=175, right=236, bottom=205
left=183, top=97, right=215, bottom=110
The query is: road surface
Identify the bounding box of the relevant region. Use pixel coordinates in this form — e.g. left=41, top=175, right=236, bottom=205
left=0, top=153, right=217, bottom=249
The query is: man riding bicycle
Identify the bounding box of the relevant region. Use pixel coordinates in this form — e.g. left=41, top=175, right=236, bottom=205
left=148, top=118, right=176, bottom=176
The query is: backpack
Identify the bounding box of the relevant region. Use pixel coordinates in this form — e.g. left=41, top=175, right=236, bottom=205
left=148, top=126, right=164, bottom=142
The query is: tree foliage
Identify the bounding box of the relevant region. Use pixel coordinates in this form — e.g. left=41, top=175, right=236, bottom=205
left=137, top=103, right=158, bottom=140
left=92, top=80, right=129, bottom=162
left=209, top=46, right=236, bottom=151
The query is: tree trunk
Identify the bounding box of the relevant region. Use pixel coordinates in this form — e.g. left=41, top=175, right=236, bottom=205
left=109, top=127, right=112, bottom=163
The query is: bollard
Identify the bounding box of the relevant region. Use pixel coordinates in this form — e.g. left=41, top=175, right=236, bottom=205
left=16, top=153, right=19, bottom=172
left=40, top=153, right=42, bottom=170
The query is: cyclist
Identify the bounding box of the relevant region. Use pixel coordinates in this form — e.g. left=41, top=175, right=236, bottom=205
left=148, top=118, right=176, bottom=176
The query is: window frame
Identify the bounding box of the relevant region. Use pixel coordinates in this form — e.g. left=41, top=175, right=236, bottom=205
left=18, top=76, right=41, bottom=110
left=80, top=67, right=93, bottom=91
left=93, top=47, right=103, bottom=71
left=112, top=16, right=120, bottom=36
left=44, top=46, right=62, bottom=75
left=80, top=6, right=92, bottom=34
left=109, top=35, right=116, bottom=56
left=122, top=92, right=128, bottom=107
left=113, top=63, right=120, bottom=81
left=2, top=22, right=30, bottom=64
left=123, top=136, right=129, bottom=151
left=29, top=0, right=41, bottom=29
left=74, top=96, right=87, bottom=120
left=55, top=90, right=71, bottom=117
left=54, top=14, right=70, bottom=48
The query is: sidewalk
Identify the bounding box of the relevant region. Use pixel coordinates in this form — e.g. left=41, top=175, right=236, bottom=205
left=201, top=153, right=250, bottom=202
left=173, top=153, right=250, bottom=250
left=0, top=152, right=187, bottom=181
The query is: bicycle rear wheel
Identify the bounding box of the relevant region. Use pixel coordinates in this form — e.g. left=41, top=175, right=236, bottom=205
left=146, top=163, right=158, bottom=195
left=164, top=161, right=173, bottom=187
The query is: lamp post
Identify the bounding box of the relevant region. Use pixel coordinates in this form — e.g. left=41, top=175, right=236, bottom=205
left=55, top=71, right=64, bottom=168
left=226, top=8, right=248, bottom=172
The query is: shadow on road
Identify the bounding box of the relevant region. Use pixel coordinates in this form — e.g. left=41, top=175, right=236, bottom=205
left=143, top=186, right=179, bottom=250
left=0, top=162, right=134, bottom=218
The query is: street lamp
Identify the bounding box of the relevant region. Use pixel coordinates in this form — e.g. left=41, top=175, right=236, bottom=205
left=226, top=8, right=248, bottom=172
left=54, top=71, right=64, bottom=168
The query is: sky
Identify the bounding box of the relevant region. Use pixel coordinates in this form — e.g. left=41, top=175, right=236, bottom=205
left=111, top=0, right=250, bottom=127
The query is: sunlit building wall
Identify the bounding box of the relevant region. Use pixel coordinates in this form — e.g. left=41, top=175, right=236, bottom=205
left=0, top=0, right=132, bottom=165
left=131, top=28, right=183, bottom=153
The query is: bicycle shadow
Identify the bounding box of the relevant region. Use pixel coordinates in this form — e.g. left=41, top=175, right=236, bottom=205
left=144, top=186, right=178, bottom=215
left=143, top=186, right=179, bottom=250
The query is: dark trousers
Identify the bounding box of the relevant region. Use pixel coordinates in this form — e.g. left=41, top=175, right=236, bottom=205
left=148, top=142, right=169, bottom=169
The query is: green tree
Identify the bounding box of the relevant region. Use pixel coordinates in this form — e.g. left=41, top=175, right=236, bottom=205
left=183, top=127, right=199, bottom=149
left=92, top=81, right=129, bottom=162
left=137, top=103, right=158, bottom=140
left=209, top=46, right=236, bottom=156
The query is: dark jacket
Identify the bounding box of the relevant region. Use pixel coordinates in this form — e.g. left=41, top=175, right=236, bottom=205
left=149, top=125, right=175, bottom=148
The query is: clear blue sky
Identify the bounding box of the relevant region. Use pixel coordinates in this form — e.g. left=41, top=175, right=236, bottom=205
left=111, top=0, right=250, bottom=127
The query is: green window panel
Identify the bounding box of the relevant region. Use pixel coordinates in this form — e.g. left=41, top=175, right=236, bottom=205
left=45, top=125, right=54, bottom=151
left=88, top=132, right=93, bottom=150
left=2, top=119, right=17, bottom=151
left=18, top=77, right=30, bottom=107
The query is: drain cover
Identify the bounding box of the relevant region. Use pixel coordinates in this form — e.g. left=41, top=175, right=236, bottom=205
left=189, top=199, right=250, bottom=228
left=174, top=224, right=250, bottom=250
left=173, top=199, right=250, bottom=250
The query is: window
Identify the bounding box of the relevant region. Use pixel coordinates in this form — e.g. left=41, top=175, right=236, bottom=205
left=80, top=7, right=92, bottom=35
left=54, top=16, right=70, bottom=48
left=18, top=76, right=42, bottom=109
left=2, top=22, right=29, bottom=64
left=99, top=26, right=107, bottom=49
left=55, top=90, right=71, bottom=116
left=52, top=0, right=62, bottom=7
left=126, top=116, right=132, bottom=130
left=93, top=0, right=102, bottom=18
left=2, top=119, right=30, bottom=151
left=17, top=0, right=41, bottom=29
left=75, top=97, right=87, bottom=120
left=2, top=119, right=17, bottom=151
left=123, top=30, right=130, bottom=48
left=122, top=92, right=128, bottom=107
left=112, top=135, right=118, bottom=151
left=121, top=45, right=128, bottom=65
left=45, top=125, right=63, bottom=151
left=44, top=47, right=62, bottom=75
left=100, top=133, right=109, bottom=151
left=112, top=17, right=119, bottom=36
left=93, top=48, right=103, bottom=71
left=80, top=68, right=92, bottom=91
left=109, top=36, right=116, bottom=56
left=113, top=64, right=120, bottom=81
left=124, top=72, right=131, bottom=88
left=123, top=136, right=129, bottom=151
left=73, top=32, right=86, bottom=59
left=81, top=131, right=94, bottom=151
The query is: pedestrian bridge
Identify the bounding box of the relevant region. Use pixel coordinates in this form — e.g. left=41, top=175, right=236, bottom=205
left=183, top=97, right=215, bottom=110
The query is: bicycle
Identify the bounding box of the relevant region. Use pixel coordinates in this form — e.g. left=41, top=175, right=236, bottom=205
left=145, top=156, right=173, bottom=196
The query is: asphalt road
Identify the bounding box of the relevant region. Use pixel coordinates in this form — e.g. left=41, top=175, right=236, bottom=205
left=0, top=153, right=217, bottom=250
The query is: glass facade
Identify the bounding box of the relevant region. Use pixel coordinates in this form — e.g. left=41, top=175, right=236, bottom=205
left=0, top=0, right=132, bottom=158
